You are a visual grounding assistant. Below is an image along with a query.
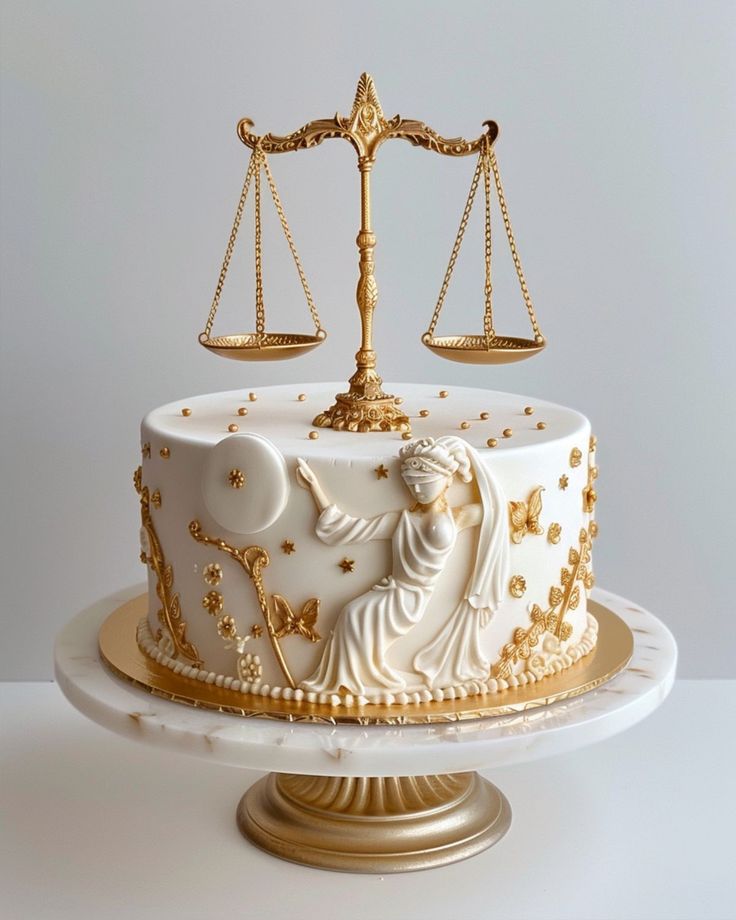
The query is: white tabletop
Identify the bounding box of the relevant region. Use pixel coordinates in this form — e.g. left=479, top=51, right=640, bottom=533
left=1, top=680, right=732, bottom=920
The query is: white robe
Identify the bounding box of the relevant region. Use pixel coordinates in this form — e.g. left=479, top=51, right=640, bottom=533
left=300, top=504, right=457, bottom=695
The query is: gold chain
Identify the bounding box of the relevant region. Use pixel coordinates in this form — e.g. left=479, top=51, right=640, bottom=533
left=482, top=136, right=494, bottom=341
left=254, top=149, right=265, bottom=336
left=202, top=150, right=258, bottom=339
left=425, top=149, right=485, bottom=338
left=489, top=149, right=543, bottom=343
left=261, top=154, right=323, bottom=335
left=202, top=145, right=323, bottom=341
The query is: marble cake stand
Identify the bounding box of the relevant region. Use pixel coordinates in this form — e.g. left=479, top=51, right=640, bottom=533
left=54, top=585, right=676, bottom=874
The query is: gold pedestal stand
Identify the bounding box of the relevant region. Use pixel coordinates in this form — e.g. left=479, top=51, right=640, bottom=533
left=238, top=772, right=510, bottom=873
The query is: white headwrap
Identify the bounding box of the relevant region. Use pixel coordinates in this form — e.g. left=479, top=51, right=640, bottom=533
left=407, top=436, right=510, bottom=685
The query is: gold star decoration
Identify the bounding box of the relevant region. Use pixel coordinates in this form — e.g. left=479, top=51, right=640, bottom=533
left=250, top=624, right=263, bottom=639
left=281, top=540, right=296, bottom=555
left=559, top=474, right=569, bottom=491
left=374, top=464, right=389, bottom=479
left=339, top=557, right=355, bottom=573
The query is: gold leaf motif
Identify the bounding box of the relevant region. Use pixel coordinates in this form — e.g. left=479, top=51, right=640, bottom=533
left=530, top=604, right=545, bottom=623
left=549, top=586, right=564, bottom=607
left=561, top=567, right=571, bottom=586
left=508, top=486, right=545, bottom=544
left=509, top=575, right=527, bottom=598
left=547, top=522, right=562, bottom=545
left=569, top=586, right=580, bottom=610
left=570, top=447, right=583, bottom=468
left=568, top=548, right=580, bottom=566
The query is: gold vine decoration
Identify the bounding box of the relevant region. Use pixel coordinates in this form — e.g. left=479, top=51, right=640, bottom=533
left=188, top=521, right=321, bottom=689
left=134, top=467, right=201, bottom=666
left=492, top=527, right=593, bottom=680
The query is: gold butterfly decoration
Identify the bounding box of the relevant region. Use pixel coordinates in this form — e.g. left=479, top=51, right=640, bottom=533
left=508, top=485, right=545, bottom=544
left=272, top=595, right=321, bottom=642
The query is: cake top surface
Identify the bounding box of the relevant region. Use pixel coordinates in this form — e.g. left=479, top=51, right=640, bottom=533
left=143, top=383, right=588, bottom=457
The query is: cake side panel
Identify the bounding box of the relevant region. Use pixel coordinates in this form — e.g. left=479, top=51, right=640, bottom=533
left=136, top=404, right=596, bottom=702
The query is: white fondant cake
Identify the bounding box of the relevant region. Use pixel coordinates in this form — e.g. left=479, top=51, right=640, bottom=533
left=134, top=382, right=599, bottom=708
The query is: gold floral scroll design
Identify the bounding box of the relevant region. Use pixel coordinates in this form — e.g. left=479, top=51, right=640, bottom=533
left=508, top=485, right=544, bottom=543
left=492, top=527, right=593, bottom=680
left=134, top=467, right=201, bottom=666
left=188, top=521, right=321, bottom=689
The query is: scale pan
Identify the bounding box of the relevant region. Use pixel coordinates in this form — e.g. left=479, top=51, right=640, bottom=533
left=199, top=331, right=326, bottom=362
left=422, top=333, right=545, bottom=366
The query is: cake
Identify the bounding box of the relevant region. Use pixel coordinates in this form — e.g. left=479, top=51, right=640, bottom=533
left=133, top=382, right=598, bottom=710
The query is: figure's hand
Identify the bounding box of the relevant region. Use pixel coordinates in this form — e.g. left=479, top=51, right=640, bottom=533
left=296, top=457, right=318, bottom=491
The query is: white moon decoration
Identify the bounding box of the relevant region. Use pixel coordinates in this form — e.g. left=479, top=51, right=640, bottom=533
left=201, top=433, right=289, bottom=534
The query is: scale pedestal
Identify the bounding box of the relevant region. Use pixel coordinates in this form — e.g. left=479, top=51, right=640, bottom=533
left=54, top=585, right=675, bottom=874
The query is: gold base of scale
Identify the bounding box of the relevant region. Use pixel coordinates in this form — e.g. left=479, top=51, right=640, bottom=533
left=98, top=595, right=632, bottom=873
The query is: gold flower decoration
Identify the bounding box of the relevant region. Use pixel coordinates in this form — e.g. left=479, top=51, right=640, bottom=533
left=202, top=591, right=224, bottom=615
left=203, top=563, right=222, bottom=586
left=250, top=624, right=263, bottom=639
left=228, top=468, right=246, bottom=489
left=238, top=652, right=262, bottom=683
left=217, top=615, right=238, bottom=639
left=547, top=522, right=562, bottom=545
left=509, top=575, right=527, bottom=598
left=281, top=540, right=296, bottom=555
left=559, top=474, right=569, bottom=491
left=570, top=447, right=583, bottom=468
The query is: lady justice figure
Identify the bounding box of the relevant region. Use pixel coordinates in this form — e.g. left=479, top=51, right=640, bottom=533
left=296, top=437, right=509, bottom=697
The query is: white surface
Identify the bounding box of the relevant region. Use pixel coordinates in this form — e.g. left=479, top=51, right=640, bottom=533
left=1, top=680, right=732, bottom=920
left=1, top=1, right=735, bottom=681
left=54, top=584, right=674, bottom=776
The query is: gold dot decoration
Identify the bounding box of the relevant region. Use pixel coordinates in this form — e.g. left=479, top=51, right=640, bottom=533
left=395, top=397, right=404, bottom=405
left=248, top=392, right=257, bottom=402
left=151, top=489, right=162, bottom=509
left=419, top=409, right=430, bottom=417
left=503, top=428, right=513, bottom=438
left=250, top=624, right=263, bottom=639
left=228, top=468, right=246, bottom=489
left=559, top=474, right=569, bottom=490
left=460, top=421, right=470, bottom=430
left=281, top=540, right=295, bottom=555
left=297, top=393, right=307, bottom=402
left=480, top=412, right=490, bottom=420
left=202, top=591, right=224, bottom=615
left=486, top=438, right=498, bottom=448
left=570, top=447, right=583, bottom=468
left=203, top=563, right=223, bottom=586
left=439, top=390, right=449, bottom=398
left=142, top=442, right=151, bottom=459
left=536, top=422, right=547, bottom=431
left=339, top=557, right=355, bottom=573
left=159, top=447, right=170, bottom=459
left=228, top=424, right=239, bottom=433
left=509, top=575, right=527, bottom=598
left=547, top=523, right=562, bottom=545
left=524, top=406, right=534, bottom=416
left=401, top=432, right=412, bottom=440
left=181, top=407, right=192, bottom=417
left=237, top=407, right=248, bottom=417
left=374, top=464, right=389, bottom=480
left=308, top=430, right=319, bottom=440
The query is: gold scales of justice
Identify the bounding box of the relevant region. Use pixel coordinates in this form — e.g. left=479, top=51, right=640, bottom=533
left=199, top=72, right=545, bottom=433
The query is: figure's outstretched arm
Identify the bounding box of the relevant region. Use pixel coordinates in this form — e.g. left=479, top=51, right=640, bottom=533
left=453, top=503, right=483, bottom=531
left=296, top=457, right=330, bottom=512
left=297, top=458, right=400, bottom=545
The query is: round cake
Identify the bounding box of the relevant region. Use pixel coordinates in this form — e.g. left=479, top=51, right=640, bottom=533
left=132, top=382, right=599, bottom=710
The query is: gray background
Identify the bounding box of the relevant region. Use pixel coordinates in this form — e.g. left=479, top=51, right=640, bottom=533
left=1, top=0, right=734, bottom=680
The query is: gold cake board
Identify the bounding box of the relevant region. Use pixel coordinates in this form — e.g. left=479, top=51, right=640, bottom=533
left=96, top=595, right=632, bottom=873
left=99, top=595, right=632, bottom=725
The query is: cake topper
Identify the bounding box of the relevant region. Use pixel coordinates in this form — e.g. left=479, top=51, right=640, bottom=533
left=200, top=73, right=545, bottom=432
